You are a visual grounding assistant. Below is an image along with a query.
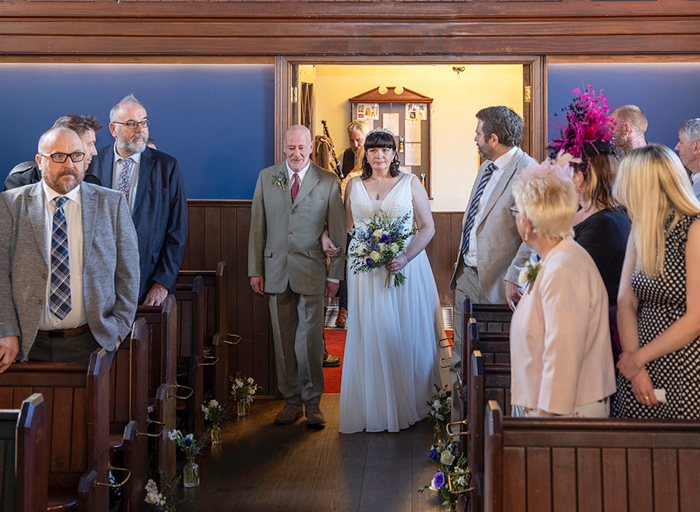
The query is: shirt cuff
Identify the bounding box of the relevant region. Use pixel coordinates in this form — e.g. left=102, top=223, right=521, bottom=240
left=326, top=278, right=339, bottom=284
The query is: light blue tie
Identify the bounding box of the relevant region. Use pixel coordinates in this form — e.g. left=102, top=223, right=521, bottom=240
left=50, top=196, right=72, bottom=319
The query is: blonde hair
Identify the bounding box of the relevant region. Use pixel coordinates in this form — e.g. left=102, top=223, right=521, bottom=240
left=613, top=144, right=700, bottom=278
left=347, top=120, right=369, bottom=135
left=512, top=175, right=578, bottom=239
left=351, top=147, right=364, bottom=174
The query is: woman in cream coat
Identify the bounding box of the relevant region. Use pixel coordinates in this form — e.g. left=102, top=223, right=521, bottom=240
left=509, top=159, right=617, bottom=417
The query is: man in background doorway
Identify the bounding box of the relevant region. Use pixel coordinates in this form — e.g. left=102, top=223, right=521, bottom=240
left=340, top=120, right=368, bottom=178
left=448, top=106, right=535, bottom=424
left=675, top=118, right=700, bottom=198
left=610, top=105, right=648, bottom=157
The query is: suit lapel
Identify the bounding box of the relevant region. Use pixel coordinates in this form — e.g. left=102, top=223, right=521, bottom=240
left=132, top=150, right=153, bottom=219
left=81, top=184, right=97, bottom=263
left=276, top=163, right=293, bottom=209
left=462, top=162, right=488, bottom=229
left=477, top=148, right=523, bottom=228
left=293, top=164, right=320, bottom=206
left=99, top=149, right=116, bottom=187
left=27, top=183, right=48, bottom=265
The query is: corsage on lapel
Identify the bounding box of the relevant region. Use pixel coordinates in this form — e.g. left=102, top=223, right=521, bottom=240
left=271, top=171, right=287, bottom=192
left=518, top=261, right=542, bottom=294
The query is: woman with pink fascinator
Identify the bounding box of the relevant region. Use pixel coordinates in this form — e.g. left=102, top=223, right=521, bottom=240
left=508, top=155, right=617, bottom=418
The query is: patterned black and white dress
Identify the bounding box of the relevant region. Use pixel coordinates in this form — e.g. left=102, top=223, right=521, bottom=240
left=613, top=213, right=700, bottom=419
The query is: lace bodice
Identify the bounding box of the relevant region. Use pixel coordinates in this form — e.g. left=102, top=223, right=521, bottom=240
left=349, top=173, right=414, bottom=228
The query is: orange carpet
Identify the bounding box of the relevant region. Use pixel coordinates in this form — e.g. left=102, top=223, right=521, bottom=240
left=323, top=329, right=453, bottom=394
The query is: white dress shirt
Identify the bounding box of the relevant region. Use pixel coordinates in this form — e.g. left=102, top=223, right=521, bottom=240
left=112, top=145, right=142, bottom=213
left=464, top=146, right=518, bottom=267
left=39, top=181, right=88, bottom=330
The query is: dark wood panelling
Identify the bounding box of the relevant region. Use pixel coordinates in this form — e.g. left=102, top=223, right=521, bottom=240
left=182, top=199, right=463, bottom=394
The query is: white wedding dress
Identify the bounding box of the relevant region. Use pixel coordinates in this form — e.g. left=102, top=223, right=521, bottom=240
left=339, top=173, right=448, bottom=434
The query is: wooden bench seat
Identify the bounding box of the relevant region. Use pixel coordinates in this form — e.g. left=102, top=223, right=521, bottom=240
left=484, top=401, right=700, bottom=512
left=0, top=350, right=111, bottom=511
left=0, top=393, right=49, bottom=512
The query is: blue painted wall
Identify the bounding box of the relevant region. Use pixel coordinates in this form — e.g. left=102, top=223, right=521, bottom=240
left=548, top=63, right=700, bottom=152
left=0, top=63, right=275, bottom=199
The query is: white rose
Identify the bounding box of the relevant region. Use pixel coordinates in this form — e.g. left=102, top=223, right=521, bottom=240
left=210, top=399, right=218, bottom=407
left=390, top=243, right=399, bottom=254
left=370, top=251, right=381, bottom=262
left=379, top=243, right=387, bottom=253
left=518, top=266, right=529, bottom=286
left=440, top=450, right=455, bottom=466
left=357, top=243, right=368, bottom=256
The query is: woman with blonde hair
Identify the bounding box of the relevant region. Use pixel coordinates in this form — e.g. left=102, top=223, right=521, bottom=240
left=509, top=158, right=616, bottom=418
left=613, top=144, right=700, bottom=418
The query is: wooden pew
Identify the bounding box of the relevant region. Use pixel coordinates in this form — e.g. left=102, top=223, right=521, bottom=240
left=109, top=317, right=150, bottom=512
left=0, top=350, right=111, bottom=510
left=468, top=351, right=510, bottom=512
left=175, top=276, right=205, bottom=435
left=177, top=261, right=233, bottom=404
left=465, top=299, right=512, bottom=333
left=135, top=296, right=179, bottom=482
left=0, top=393, right=49, bottom=512
left=484, top=401, right=700, bottom=512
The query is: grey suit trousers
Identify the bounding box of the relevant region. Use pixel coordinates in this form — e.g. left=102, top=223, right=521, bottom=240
left=268, top=285, right=325, bottom=405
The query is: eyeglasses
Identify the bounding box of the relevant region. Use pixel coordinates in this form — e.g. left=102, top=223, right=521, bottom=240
left=37, top=152, right=85, bottom=164
left=509, top=206, right=519, bottom=217
left=113, top=119, right=150, bottom=130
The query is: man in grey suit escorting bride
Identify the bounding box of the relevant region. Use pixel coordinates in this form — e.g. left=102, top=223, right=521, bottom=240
left=249, top=125, right=346, bottom=427
left=449, top=106, right=536, bottom=424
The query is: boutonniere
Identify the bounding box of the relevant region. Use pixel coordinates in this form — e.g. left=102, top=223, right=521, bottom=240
left=271, top=171, right=287, bottom=192
left=518, top=261, right=542, bottom=294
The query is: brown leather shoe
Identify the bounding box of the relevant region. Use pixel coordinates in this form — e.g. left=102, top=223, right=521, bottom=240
left=335, top=307, right=347, bottom=327
left=305, top=404, right=326, bottom=427
left=323, top=354, right=341, bottom=367
left=274, top=403, right=303, bottom=425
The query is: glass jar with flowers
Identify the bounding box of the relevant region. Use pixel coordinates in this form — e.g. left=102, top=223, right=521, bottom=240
left=167, top=429, right=209, bottom=488
left=201, top=398, right=229, bottom=445
left=420, top=439, right=472, bottom=511
left=230, top=372, right=261, bottom=417
left=145, top=473, right=183, bottom=512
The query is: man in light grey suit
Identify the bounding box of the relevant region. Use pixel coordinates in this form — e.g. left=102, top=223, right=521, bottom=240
left=675, top=118, right=700, bottom=199
left=448, top=106, right=535, bottom=423
left=249, top=125, right=345, bottom=427
left=0, top=127, right=139, bottom=371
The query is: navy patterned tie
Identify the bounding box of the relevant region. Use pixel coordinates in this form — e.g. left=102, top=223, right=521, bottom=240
left=460, top=162, right=498, bottom=257
left=117, top=157, right=134, bottom=202
left=50, top=196, right=72, bottom=319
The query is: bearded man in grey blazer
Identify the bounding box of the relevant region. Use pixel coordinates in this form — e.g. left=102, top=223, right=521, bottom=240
left=249, top=125, right=345, bottom=427
left=675, top=118, right=700, bottom=199
left=448, top=106, right=535, bottom=423
left=0, top=127, right=139, bottom=371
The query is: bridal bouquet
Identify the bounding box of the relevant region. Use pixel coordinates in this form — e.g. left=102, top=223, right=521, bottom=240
left=348, top=211, right=416, bottom=286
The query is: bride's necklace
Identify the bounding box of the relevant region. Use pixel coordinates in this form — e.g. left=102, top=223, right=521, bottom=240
left=373, top=175, right=390, bottom=185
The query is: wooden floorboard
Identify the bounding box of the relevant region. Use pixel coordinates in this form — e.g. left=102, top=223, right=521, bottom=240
left=176, top=396, right=448, bottom=512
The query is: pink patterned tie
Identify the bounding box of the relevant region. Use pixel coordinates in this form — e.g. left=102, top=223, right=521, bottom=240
left=291, top=173, right=300, bottom=203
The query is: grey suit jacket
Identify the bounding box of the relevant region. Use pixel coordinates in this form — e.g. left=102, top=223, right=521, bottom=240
left=248, top=162, right=346, bottom=295
left=450, top=147, right=536, bottom=304
left=0, top=182, right=140, bottom=360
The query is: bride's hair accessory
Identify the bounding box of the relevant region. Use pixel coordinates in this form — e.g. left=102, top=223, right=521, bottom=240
left=368, top=127, right=395, bottom=137
left=516, top=150, right=579, bottom=182
left=549, top=86, right=615, bottom=175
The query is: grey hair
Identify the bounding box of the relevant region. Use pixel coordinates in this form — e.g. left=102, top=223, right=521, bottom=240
left=109, top=94, right=145, bottom=123
left=679, top=118, right=700, bottom=142
left=476, top=106, right=523, bottom=148
left=347, top=120, right=369, bottom=135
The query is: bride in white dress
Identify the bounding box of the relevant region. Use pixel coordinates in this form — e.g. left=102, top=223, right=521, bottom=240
left=338, top=128, right=448, bottom=434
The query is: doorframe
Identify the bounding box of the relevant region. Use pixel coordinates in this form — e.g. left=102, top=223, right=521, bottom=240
left=275, top=55, right=546, bottom=164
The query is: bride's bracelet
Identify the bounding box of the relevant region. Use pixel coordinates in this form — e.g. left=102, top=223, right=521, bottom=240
left=401, top=254, right=408, bottom=267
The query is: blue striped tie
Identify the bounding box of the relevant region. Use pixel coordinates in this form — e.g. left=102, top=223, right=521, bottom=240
left=460, top=162, right=498, bottom=257
left=50, top=196, right=72, bottom=319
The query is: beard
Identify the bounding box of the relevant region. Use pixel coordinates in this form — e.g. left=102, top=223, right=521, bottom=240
left=118, top=130, right=147, bottom=155
left=43, top=168, right=83, bottom=194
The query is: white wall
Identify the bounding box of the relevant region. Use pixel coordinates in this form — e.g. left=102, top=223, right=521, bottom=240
left=312, top=64, right=523, bottom=211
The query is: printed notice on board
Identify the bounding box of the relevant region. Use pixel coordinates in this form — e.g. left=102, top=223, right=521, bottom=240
left=383, top=113, right=400, bottom=136
left=405, top=119, right=421, bottom=143
left=405, top=143, right=421, bottom=166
